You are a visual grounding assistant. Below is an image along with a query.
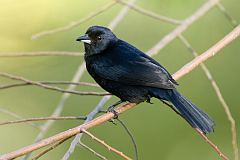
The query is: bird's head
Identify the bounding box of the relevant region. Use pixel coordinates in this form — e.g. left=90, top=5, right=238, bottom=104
left=76, top=26, right=118, bottom=56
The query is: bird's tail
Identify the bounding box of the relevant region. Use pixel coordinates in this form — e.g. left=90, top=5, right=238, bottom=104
left=150, top=89, right=214, bottom=134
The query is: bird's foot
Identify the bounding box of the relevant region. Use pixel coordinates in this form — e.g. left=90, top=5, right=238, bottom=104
left=107, top=106, right=119, bottom=119
left=146, top=96, right=153, bottom=104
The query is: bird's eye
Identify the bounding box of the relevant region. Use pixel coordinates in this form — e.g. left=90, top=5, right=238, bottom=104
left=97, top=36, right=102, bottom=41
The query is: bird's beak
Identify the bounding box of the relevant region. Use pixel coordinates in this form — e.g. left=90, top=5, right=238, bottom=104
left=76, top=34, right=91, bottom=44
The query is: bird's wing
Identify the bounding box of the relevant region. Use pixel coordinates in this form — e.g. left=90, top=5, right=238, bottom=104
left=92, top=40, right=177, bottom=89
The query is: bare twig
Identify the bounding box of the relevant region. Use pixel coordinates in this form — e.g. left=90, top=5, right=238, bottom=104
left=108, top=0, right=137, bottom=30
left=0, top=51, right=83, bottom=57
left=31, top=137, right=72, bottom=160
left=0, top=72, right=109, bottom=96
left=1, top=25, right=238, bottom=159
left=216, top=2, right=238, bottom=27
left=178, top=34, right=238, bottom=160
left=211, top=82, right=238, bottom=160
left=22, top=62, right=86, bottom=160
left=161, top=99, right=229, bottom=160
left=147, top=0, right=219, bottom=56
left=0, top=81, right=99, bottom=90
left=79, top=141, right=108, bottom=160
left=117, top=118, right=138, bottom=160
left=0, top=108, right=39, bottom=129
left=0, top=116, right=86, bottom=126
left=194, top=128, right=229, bottom=160
left=63, top=95, right=111, bottom=159
left=116, top=0, right=182, bottom=25
left=0, top=103, right=137, bottom=160
left=173, top=24, right=240, bottom=80
left=82, top=129, right=132, bottom=160
left=31, top=1, right=117, bottom=40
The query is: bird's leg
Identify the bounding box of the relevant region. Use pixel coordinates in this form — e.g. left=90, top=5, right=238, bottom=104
left=146, top=95, right=153, bottom=104
left=107, top=100, right=124, bottom=119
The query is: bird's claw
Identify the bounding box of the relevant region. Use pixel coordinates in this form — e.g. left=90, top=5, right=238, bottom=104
left=107, top=106, right=119, bottom=119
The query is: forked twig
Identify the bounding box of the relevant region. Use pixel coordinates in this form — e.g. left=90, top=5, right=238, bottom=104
left=173, top=25, right=240, bottom=80
left=22, top=63, right=87, bottom=160
left=82, top=129, right=132, bottom=160
left=63, top=96, right=111, bottom=159
left=178, top=34, right=238, bottom=160
left=147, top=0, right=219, bottom=56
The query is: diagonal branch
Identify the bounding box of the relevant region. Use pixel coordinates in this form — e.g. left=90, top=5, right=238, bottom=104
left=173, top=24, right=240, bottom=80
left=1, top=24, right=239, bottom=159
left=63, top=95, right=111, bottom=159
left=147, top=0, right=219, bottom=56
left=31, top=1, right=117, bottom=40
left=82, top=129, right=132, bottom=160
left=178, top=34, right=238, bottom=160
left=216, top=2, right=238, bottom=27
left=31, top=136, right=72, bottom=160
left=21, top=62, right=86, bottom=160
left=79, top=141, right=108, bottom=160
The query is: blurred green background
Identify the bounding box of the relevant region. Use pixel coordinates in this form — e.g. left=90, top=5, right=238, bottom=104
left=0, top=0, right=239, bottom=159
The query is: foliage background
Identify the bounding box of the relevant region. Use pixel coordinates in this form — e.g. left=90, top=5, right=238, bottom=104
left=0, top=0, right=239, bottom=159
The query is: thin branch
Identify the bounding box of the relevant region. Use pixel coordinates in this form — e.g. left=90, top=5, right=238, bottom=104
left=117, top=118, right=138, bottom=160
left=178, top=34, right=238, bottom=160
left=31, top=1, right=117, bottom=40
left=116, top=0, right=182, bottom=25
left=79, top=141, right=108, bottom=160
left=147, top=0, right=219, bottom=56
left=0, top=108, right=39, bottom=129
left=1, top=25, right=238, bottom=159
left=108, top=0, right=137, bottom=30
left=31, top=136, right=72, bottom=160
left=161, top=99, right=229, bottom=160
left=63, top=95, right=111, bottom=159
left=194, top=128, right=229, bottom=160
left=0, top=51, right=83, bottom=57
left=21, top=63, right=87, bottom=160
left=0, top=72, right=109, bottom=96
left=0, top=81, right=99, bottom=90
left=173, top=24, right=240, bottom=80
left=0, top=116, right=86, bottom=126
left=216, top=2, right=238, bottom=27
left=82, top=129, right=132, bottom=160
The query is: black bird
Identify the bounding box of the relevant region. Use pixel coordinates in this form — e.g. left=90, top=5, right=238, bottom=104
left=76, top=26, right=214, bottom=134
